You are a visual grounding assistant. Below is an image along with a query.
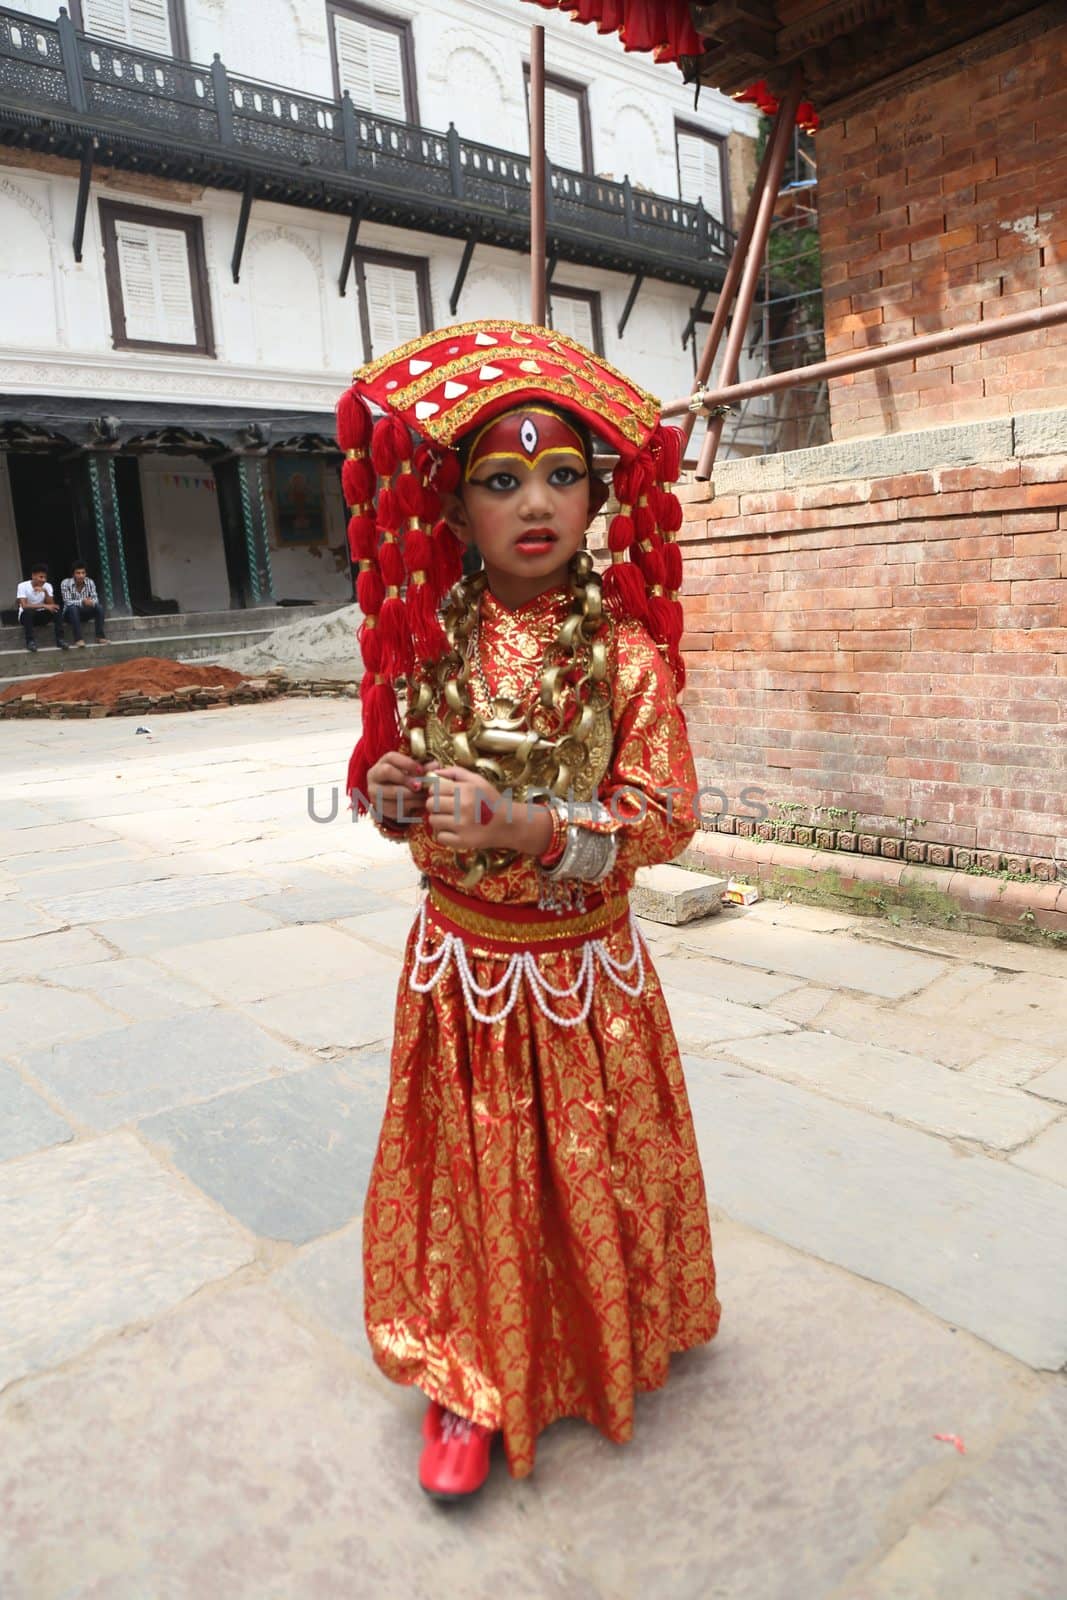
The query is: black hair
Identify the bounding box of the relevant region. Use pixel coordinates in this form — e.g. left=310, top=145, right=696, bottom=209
left=30, top=562, right=47, bottom=575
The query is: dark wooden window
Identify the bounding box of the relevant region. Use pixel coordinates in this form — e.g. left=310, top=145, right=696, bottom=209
left=70, top=0, right=189, bottom=60
left=675, top=121, right=729, bottom=225
left=550, top=286, right=604, bottom=355
left=327, top=1, right=418, bottom=123
left=353, top=248, right=432, bottom=362
left=525, top=65, right=593, bottom=174
left=99, top=200, right=214, bottom=355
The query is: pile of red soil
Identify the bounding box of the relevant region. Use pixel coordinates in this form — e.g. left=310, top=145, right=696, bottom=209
left=0, top=656, right=247, bottom=709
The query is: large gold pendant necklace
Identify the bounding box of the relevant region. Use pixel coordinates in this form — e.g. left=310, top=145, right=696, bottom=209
left=408, top=552, right=615, bottom=887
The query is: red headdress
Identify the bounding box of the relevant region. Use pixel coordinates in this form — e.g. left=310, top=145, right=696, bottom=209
left=336, top=319, right=686, bottom=804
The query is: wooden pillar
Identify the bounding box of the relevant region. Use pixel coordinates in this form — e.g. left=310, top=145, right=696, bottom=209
left=214, top=454, right=275, bottom=606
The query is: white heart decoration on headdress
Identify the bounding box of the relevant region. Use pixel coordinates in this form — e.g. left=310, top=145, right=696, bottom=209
left=444, top=381, right=468, bottom=399
left=415, top=400, right=440, bottom=420
left=478, top=365, right=503, bottom=381
left=408, top=358, right=433, bottom=376
left=474, top=332, right=498, bottom=346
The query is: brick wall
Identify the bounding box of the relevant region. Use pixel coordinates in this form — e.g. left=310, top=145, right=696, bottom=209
left=818, top=20, right=1067, bottom=439
left=673, top=415, right=1067, bottom=868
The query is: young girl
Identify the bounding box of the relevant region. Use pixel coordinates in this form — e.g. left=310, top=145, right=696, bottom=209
left=337, top=321, right=720, bottom=1498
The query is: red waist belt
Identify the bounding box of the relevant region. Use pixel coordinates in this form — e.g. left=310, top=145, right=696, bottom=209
left=426, top=879, right=630, bottom=956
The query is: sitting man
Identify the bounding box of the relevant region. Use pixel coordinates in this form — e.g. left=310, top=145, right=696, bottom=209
left=17, top=565, right=69, bottom=653
left=60, top=563, right=109, bottom=646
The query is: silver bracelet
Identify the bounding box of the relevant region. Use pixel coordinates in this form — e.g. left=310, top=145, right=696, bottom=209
left=540, top=797, right=619, bottom=883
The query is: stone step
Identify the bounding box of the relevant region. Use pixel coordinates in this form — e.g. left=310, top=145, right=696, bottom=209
left=0, top=628, right=281, bottom=683
left=0, top=604, right=326, bottom=654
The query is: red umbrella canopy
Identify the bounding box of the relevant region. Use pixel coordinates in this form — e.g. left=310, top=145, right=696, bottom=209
left=521, top=1, right=819, bottom=128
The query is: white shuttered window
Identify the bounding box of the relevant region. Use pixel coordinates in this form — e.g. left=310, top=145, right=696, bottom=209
left=333, top=11, right=408, bottom=121
left=550, top=290, right=602, bottom=354
left=114, top=220, right=198, bottom=345
left=676, top=127, right=725, bottom=220
left=544, top=81, right=586, bottom=171
left=360, top=258, right=424, bottom=360
left=81, top=0, right=173, bottom=53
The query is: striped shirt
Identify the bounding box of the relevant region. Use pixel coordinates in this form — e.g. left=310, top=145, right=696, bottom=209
left=61, top=577, right=99, bottom=607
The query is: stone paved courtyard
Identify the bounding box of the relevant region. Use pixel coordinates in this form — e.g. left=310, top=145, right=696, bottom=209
left=1, top=700, right=1065, bottom=1599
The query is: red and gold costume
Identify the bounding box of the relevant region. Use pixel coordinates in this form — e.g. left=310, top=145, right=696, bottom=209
left=337, top=322, right=720, bottom=1480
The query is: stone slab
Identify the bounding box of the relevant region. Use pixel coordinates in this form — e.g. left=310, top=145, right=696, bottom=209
left=0, top=979, right=128, bottom=1045
left=679, top=919, right=946, bottom=999
left=631, top=864, right=725, bottom=925
left=0, top=1062, right=73, bottom=1162
left=155, top=924, right=390, bottom=1004
left=0, top=1132, right=253, bottom=1390
left=245, top=872, right=394, bottom=926
left=0, top=927, right=115, bottom=984
left=271, top=1218, right=367, bottom=1359
left=522, top=1223, right=1031, bottom=1600
left=1025, top=1060, right=1067, bottom=1105
left=844, top=1381, right=1067, bottom=1600
left=1008, top=1116, right=1067, bottom=1186
left=335, top=904, right=421, bottom=956
left=0, top=902, right=64, bottom=943
left=908, top=965, right=1067, bottom=1052
left=652, top=951, right=801, bottom=1007
left=1013, top=405, right=1067, bottom=458
left=0, top=821, right=119, bottom=860
left=721, top=1031, right=1059, bottom=1150
left=682, top=1057, right=1067, bottom=1369
left=241, top=975, right=400, bottom=1052
left=19, top=1009, right=310, bottom=1131
left=139, top=1056, right=389, bottom=1244
left=35, top=871, right=276, bottom=927
left=0, top=1283, right=584, bottom=1600
left=963, top=1042, right=1063, bottom=1089
left=812, top=993, right=990, bottom=1069
left=95, top=901, right=283, bottom=957
left=661, top=987, right=795, bottom=1053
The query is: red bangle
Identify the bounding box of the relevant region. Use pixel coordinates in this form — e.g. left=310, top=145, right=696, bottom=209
left=538, top=803, right=566, bottom=867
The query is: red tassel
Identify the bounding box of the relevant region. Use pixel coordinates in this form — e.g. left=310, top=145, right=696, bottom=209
left=608, top=513, right=635, bottom=552
left=663, top=540, right=683, bottom=592
left=378, top=541, right=405, bottom=589
left=612, top=460, right=641, bottom=504
left=360, top=623, right=384, bottom=675
left=634, top=542, right=666, bottom=587
left=376, top=487, right=397, bottom=531
left=658, top=489, right=684, bottom=535
left=406, top=580, right=449, bottom=661
left=371, top=415, right=410, bottom=477
left=395, top=472, right=424, bottom=520
left=341, top=455, right=375, bottom=507
left=652, top=424, right=684, bottom=483
left=347, top=680, right=401, bottom=807
left=357, top=568, right=384, bottom=616
left=647, top=593, right=676, bottom=649
left=336, top=388, right=372, bottom=453
left=602, top=562, right=649, bottom=624
left=431, top=521, right=464, bottom=594
left=347, top=514, right=376, bottom=563
left=379, top=595, right=413, bottom=678
left=634, top=503, right=656, bottom=541
left=420, top=484, right=442, bottom=524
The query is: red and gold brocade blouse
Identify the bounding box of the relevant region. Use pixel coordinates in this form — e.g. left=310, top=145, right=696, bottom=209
left=394, top=585, right=698, bottom=905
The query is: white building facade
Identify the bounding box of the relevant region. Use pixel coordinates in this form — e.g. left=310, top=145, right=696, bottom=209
left=0, top=0, right=758, bottom=618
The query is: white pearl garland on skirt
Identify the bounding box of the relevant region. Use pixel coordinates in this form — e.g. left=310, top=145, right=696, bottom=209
left=409, top=898, right=647, bottom=1028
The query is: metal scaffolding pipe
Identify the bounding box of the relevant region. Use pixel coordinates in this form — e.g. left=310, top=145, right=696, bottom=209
left=679, top=119, right=778, bottom=445
left=694, top=69, right=805, bottom=480
left=529, top=25, right=547, bottom=327
left=662, top=298, right=1067, bottom=420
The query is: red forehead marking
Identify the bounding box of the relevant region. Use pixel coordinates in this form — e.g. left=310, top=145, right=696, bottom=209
left=465, top=407, right=585, bottom=479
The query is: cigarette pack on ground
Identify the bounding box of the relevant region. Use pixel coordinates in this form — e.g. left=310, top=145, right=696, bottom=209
left=722, top=880, right=760, bottom=906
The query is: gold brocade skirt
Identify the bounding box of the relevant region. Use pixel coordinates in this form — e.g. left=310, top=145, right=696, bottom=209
left=362, top=880, right=721, bottom=1479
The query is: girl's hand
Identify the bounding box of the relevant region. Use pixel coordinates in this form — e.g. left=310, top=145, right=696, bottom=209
left=365, top=751, right=430, bottom=825
left=426, top=767, right=552, bottom=856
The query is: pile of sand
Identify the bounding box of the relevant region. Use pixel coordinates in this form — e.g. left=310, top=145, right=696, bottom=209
left=210, top=603, right=362, bottom=681
left=0, top=657, right=246, bottom=709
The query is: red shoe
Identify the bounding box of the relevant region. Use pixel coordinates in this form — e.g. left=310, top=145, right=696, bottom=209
left=419, top=1401, right=493, bottom=1500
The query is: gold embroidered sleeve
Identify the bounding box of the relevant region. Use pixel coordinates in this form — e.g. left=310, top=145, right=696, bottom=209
left=598, top=623, right=699, bottom=872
